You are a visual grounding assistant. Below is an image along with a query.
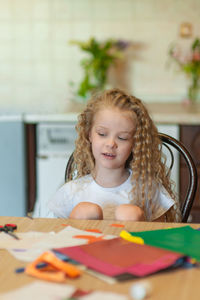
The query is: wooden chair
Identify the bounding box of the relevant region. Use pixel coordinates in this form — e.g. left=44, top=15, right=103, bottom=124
left=65, top=133, right=198, bottom=223
left=159, top=133, right=197, bottom=222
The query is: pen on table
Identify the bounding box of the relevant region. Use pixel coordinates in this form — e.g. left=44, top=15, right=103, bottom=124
left=16, top=262, right=47, bottom=273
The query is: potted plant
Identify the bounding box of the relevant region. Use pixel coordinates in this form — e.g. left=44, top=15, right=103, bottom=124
left=69, top=37, right=131, bottom=103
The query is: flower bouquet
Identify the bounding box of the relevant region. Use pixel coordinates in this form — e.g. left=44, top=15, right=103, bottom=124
left=169, top=38, right=200, bottom=103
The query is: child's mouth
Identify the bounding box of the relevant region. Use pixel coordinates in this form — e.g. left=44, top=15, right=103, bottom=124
left=102, top=152, right=116, bottom=159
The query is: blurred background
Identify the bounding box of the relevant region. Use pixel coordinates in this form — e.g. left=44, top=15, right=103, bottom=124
left=0, top=0, right=199, bottom=220
left=0, top=0, right=200, bottom=113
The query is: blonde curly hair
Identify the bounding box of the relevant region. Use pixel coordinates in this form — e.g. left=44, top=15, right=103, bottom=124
left=69, top=88, right=181, bottom=222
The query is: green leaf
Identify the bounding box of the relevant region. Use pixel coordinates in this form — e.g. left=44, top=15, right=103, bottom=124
left=192, top=38, right=200, bottom=51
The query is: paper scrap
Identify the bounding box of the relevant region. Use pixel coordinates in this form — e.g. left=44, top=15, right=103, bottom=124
left=110, top=223, right=125, bottom=228
left=85, top=229, right=102, bottom=233
left=73, top=235, right=105, bottom=244
left=0, top=281, right=75, bottom=300
left=81, top=290, right=127, bottom=300
left=6, top=226, right=115, bottom=262
left=0, top=231, right=55, bottom=249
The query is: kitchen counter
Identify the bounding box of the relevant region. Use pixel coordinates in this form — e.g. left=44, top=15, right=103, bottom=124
left=0, top=114, right=23, bottom=122
left=23, top=112, right=79, bottom=123
left=1, top=102, right=200, bottom=124
left=146, top=102, right=200, bottom=124
left=23, top=102, right=200, bottom=124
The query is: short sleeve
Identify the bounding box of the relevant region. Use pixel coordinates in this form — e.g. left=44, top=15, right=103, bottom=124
left=146, top=184, right=175, bottom=221
left=48, top=182, right=73, bottom=218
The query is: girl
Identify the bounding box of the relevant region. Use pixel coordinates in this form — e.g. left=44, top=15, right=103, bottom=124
left=48, top=88, right=181, bottom=222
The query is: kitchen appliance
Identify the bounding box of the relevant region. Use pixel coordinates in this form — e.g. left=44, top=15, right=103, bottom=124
left=33, top=122, right=77, bottom=217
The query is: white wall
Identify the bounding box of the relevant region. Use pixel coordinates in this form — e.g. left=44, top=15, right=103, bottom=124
left=0, top=0, right=200, bottom=113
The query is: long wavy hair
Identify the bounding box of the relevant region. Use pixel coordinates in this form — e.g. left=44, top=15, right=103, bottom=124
left=69, top=88, right=181, bottom=222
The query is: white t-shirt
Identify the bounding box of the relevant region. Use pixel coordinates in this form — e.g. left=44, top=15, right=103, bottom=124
left=48, top=172, right=175, bottom=221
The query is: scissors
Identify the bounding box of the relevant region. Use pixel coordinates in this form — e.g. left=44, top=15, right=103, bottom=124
left=0, top=223, right=19, bottom=240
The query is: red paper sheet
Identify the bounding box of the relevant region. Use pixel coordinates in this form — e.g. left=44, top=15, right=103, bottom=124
left=55, top=237, right=184, bottom=277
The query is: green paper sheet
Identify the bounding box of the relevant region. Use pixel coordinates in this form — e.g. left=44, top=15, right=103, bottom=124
left=129, top=226, right=200, bottom=261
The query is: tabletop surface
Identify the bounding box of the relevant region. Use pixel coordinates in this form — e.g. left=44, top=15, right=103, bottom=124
left=0, top=216, right=200, bottom=300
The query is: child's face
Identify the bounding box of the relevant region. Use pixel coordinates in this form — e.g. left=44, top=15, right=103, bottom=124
left=89, top=107, right=137, bottom=171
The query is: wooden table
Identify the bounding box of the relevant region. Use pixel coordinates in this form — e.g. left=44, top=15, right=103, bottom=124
left=0, top=216, right=200, bottom=300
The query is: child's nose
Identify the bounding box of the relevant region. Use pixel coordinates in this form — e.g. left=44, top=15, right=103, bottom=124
left=106, top=137, right=117, bottom=148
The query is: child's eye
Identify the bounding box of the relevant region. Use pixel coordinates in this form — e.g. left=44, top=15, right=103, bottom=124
left=98, top=132, right=106, bottom=137
left=118, top=136, right=127, bottom=141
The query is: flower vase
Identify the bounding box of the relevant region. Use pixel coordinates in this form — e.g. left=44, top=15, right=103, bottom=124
left=187, top=76, right=199, bottom=104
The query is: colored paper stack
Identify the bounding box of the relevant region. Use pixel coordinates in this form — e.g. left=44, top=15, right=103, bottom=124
left=54, top=226, right=199, bottom=280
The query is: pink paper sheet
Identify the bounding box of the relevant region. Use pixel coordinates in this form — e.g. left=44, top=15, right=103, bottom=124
left=55, top=237, right=183, bottom=277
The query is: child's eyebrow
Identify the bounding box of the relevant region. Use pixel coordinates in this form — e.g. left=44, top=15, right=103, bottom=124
left=96, top=126, right=134, bottom=135
left=95, top=126, right=107, bottom=130
left=118, top=130, right=134, bottom=134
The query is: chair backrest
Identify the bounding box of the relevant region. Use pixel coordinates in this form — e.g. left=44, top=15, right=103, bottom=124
left=158, top=133, right=197, bottom=222
left=65, top=133, right=198, bottom=223
left=65, top=153, right=75, bottom=182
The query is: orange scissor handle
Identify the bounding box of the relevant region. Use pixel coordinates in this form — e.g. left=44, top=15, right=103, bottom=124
left=25, top=251, right=81, bottom=283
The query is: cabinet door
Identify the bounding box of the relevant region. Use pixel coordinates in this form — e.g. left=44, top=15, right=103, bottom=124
left=180, top=125, right=200, bottom=223
left=0, top=121, right=26, bottom=216
left=180, top=125, right=200, bottom=165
